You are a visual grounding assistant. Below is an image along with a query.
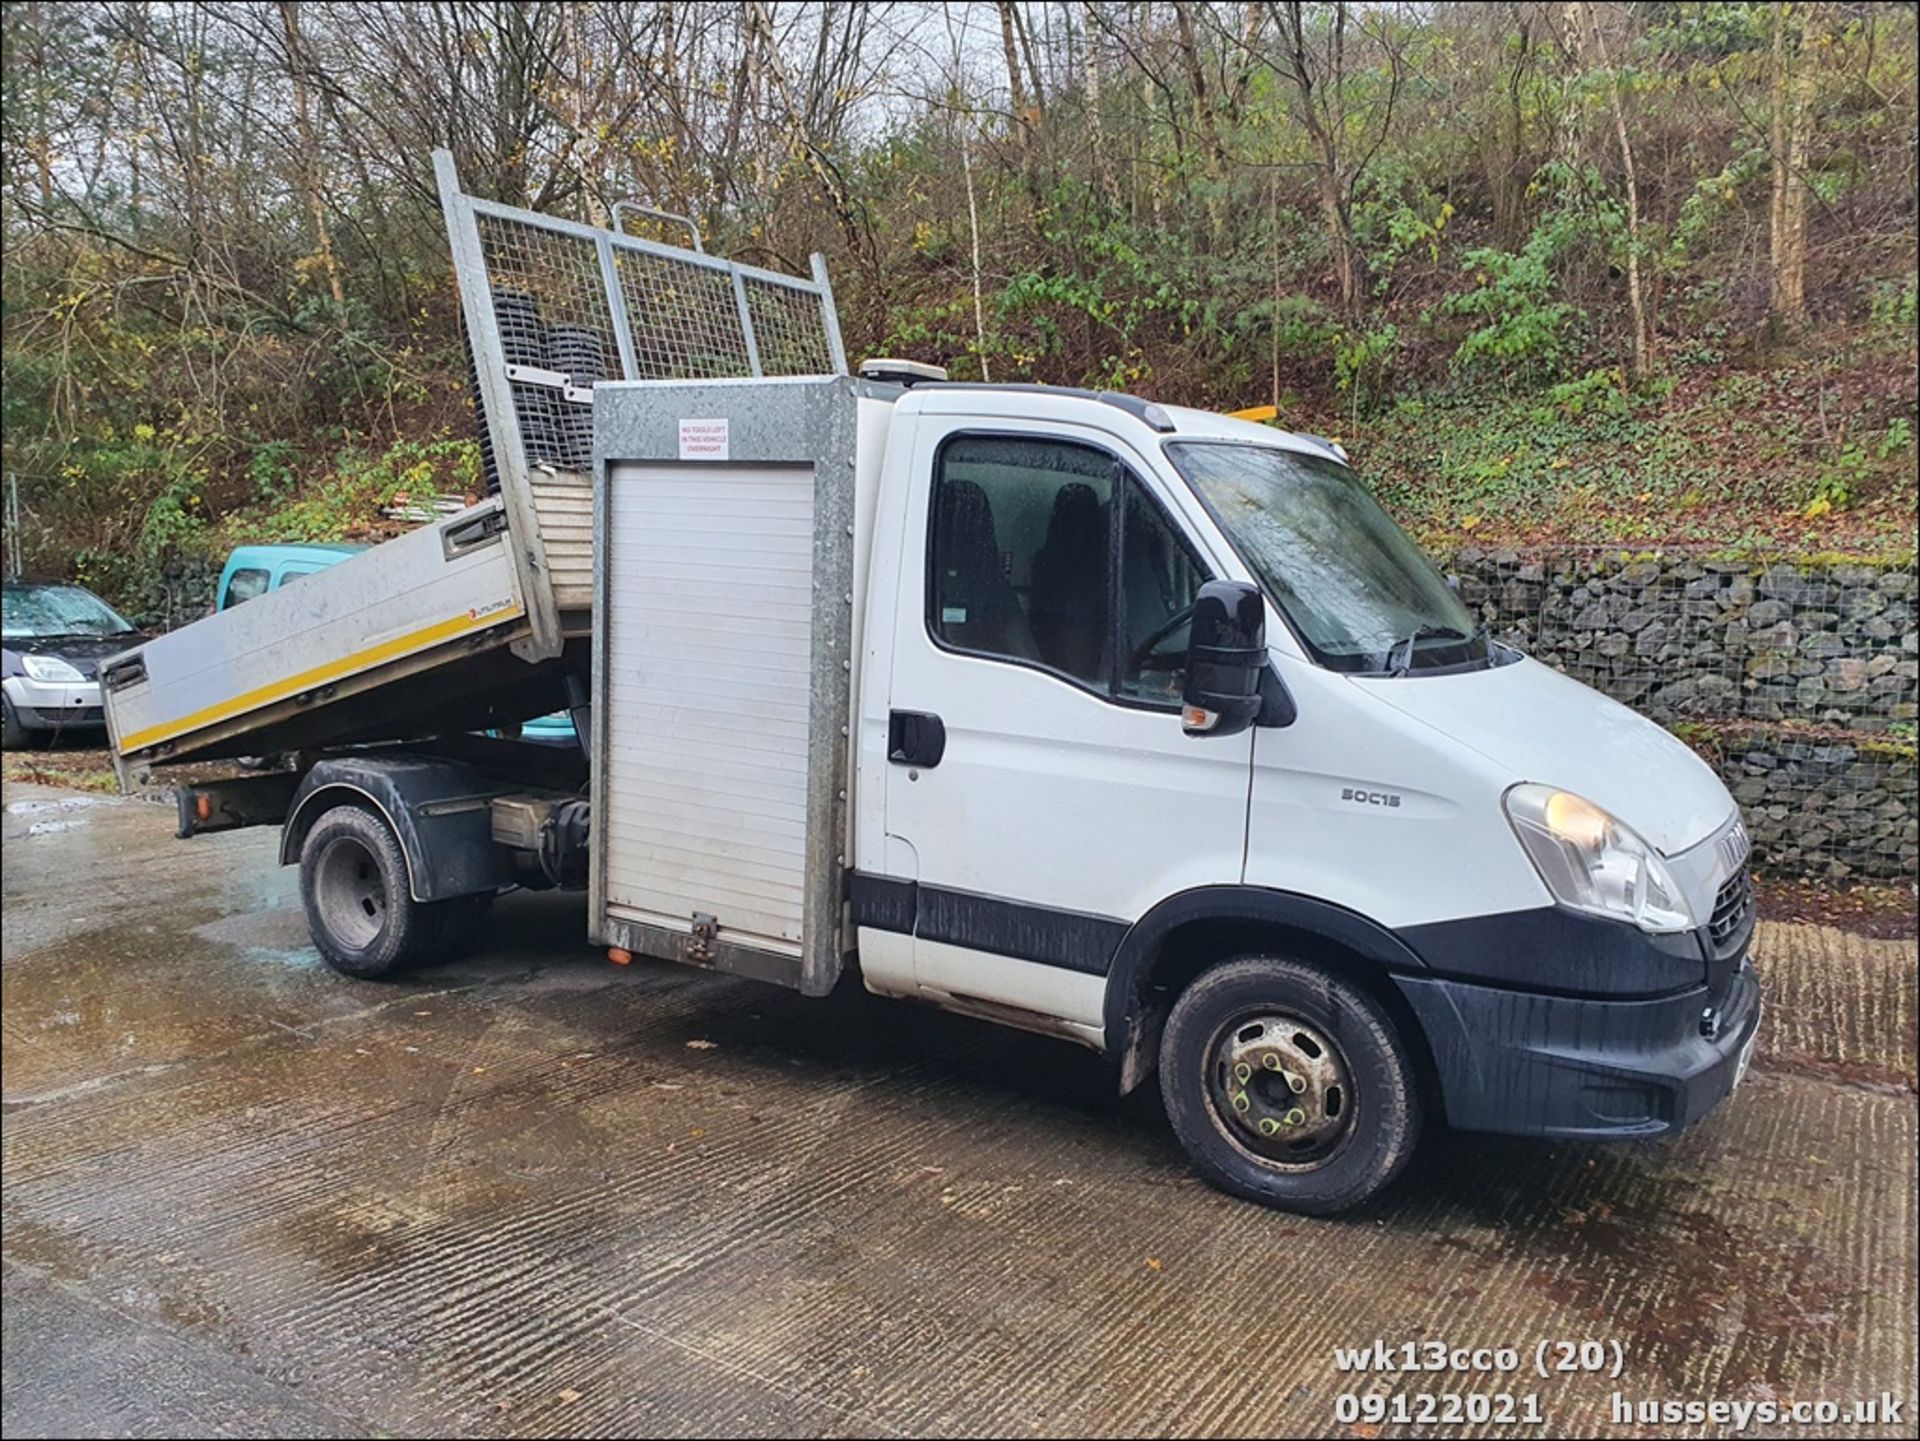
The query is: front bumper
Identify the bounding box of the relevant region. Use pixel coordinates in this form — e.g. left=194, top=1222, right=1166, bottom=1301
left=1394, top=958, right=1762, bottom=1139
left=3, top=675, right=106, bottom=730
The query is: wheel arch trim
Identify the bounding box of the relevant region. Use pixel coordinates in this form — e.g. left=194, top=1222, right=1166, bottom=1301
left=279, top=757, right=508, bottom=902
left=1104, top=885, right=1432, bottom=1088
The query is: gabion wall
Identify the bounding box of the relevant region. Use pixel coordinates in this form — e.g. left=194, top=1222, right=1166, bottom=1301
left=1444, top=548, right=1918, bottom=881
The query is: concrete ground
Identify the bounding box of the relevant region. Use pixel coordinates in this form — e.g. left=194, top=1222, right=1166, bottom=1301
left=3, top=779, right=1914, bottom=1439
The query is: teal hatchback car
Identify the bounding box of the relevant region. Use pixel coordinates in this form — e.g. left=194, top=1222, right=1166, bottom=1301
left=215, top=543, right=576, bottom=745
left=215, top=542, right=368, bottom=610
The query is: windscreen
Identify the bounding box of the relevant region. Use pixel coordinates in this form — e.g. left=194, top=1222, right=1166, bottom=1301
left=1167, top=441, right=1486, bottom=673
left=3, top=585, right=138, bottom=641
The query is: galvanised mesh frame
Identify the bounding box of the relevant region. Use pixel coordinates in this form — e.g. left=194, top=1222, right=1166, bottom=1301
left=454, top=179, right=845, bottom=485
left=435, top=148, right=847, bottom=659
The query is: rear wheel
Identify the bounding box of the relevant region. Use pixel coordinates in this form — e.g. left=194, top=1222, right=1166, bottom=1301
left=1159, top=956, right=1421, bottom=1215
left=299, top=805, right=476, bottom=979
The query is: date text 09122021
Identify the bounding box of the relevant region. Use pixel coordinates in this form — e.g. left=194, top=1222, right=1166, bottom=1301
left=1335, top=1392, right=1546, bottom=1427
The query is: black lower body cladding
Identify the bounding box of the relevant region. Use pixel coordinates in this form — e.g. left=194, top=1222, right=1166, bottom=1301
left=1394, top=959, right=1761, bottom=1138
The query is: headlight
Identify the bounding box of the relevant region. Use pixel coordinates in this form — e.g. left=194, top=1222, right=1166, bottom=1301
left=1504, top=784, right=1693, bottom=933
left=21, top=654, right=87, bottom=683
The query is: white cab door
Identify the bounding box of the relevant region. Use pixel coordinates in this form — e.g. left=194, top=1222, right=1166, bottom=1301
left=879, top=418, right=1253, bottom=1038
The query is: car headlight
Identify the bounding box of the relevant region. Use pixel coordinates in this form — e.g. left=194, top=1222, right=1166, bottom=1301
left=1503, top=784, right=1693, bottom=934
left=21, top=654, right=87, bottom=684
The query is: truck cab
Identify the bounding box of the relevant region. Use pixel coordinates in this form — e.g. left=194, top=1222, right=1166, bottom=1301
left=576, top=375, right=1761, bottom=1214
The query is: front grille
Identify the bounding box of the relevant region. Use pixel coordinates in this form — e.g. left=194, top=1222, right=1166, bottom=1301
left=1708, top=866, right=1754, bottom=951
left=26, top=705, right=104, bottom=728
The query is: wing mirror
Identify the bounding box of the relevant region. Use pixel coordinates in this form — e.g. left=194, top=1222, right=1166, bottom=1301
left=1182, top=580, right=1266, bottom=738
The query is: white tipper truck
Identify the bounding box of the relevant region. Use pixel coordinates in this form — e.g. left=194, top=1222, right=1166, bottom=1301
left=105, top=153, right=1761, bottom=1214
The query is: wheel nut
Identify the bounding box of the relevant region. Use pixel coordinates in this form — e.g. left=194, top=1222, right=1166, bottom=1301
left=1261, top=1053, right=1280, bottom=1070
left=1288, top=1072, right=1306, bottom=1094
left=1285, top=1107, right=1307, bottom=1127
left=1235, top=1062, right=1252, bottom=1083
left=1232, top=1091, right=1250, bottom=1113
left=1258, top=1117, right=1280, bottom=1136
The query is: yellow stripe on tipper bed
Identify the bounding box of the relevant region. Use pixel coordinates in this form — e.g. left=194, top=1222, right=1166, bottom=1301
left=119, top=604, right=524, bottom=753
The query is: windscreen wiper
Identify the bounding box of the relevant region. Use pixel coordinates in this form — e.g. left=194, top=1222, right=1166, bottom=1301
left=1388, top=624, right=1471, bottom=676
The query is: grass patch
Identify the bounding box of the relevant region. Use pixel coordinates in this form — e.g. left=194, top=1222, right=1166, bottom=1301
left=2, top=751, right=120, bottom=793
left=1342, top=341, right=1917, bottom=551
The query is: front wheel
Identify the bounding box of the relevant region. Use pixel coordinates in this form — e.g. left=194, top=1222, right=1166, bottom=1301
left=1159, top=956, right=1421, bottom=1215
left=298, top=805, right=477, bottom=979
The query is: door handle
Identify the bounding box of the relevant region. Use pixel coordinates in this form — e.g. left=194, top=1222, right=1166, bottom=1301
left=888, top=710, right=947, bottom=767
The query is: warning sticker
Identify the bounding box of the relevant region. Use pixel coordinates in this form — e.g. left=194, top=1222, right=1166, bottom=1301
left=678, top=418, right=730, bottom=461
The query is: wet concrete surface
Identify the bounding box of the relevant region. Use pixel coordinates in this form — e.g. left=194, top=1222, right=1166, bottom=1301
left=3, top=779, right=1915, bottom=1438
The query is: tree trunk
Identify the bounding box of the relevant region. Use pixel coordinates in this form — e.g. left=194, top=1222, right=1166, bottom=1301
left=561, top=1, right=606, bottom=225
left=747, top=0, right=867, bottom=272
left=277, top=0, right=346, bottom=312
left=996, top=1, right=1033, bottom=159
left=1770, top=3, right=1814, bottom=332
left=961, top=117, right=991, bottom=383
left=1173, top=2, right=1222, bottom=164
left=1582, top=3, right=1651, bottom=378
left=1489, top=10, right=1531, bottom=248
left=1082, top=4, right=1112, bottom=203
left=1279, top=1, right=1366, bottom=317
left=1013, top=1, right=1048, bottom=135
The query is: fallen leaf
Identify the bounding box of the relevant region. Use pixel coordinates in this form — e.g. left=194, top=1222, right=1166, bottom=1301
left=558, top=1389, right=581, bottom=1405
left=685, top=1039, right=718, bottom=1051
left=651, top=1082, right=684, bottom=1091
left=1145, top=1257, right=1163, bottom=1271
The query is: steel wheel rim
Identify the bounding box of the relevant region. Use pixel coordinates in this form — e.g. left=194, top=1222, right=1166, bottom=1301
left=1203, top=1010, right=1355, bottom=1170
left=315, top=835, right=387, bottom=951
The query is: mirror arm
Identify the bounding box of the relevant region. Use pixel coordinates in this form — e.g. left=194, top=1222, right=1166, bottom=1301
left=1256, top=667, right=1296, bottom=727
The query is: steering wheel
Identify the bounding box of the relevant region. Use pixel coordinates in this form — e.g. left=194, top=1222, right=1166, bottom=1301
left=1129, top=602, right=1196, bottom=672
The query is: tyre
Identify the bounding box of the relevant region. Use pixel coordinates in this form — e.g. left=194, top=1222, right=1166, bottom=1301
left=2, top=694, right=29, bottom=750
left=1158, top=956, right=1421, bottom=1215
left=298, top=804, right=467, bottom=979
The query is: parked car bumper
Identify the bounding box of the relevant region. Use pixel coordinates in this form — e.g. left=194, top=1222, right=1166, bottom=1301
left=1394, top=957, right=1762, bottom=1139
left=3, top=675, right=106, bottom=730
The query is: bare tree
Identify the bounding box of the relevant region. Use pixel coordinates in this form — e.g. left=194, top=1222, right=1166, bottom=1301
left=1578, top=2, right=1651, bottom=378
left=1770, top=1, right=1820, bottom=333
left=1259, top=1, right=1404, bottom=318
left=276, top=1, right=346, bottom=312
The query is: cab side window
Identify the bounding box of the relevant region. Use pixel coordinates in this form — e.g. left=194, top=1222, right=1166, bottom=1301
left=930, top=436, right=1114, bottom=687
left=222, top=568, right=269, bottom=608
left=928, top=434, right=1214, bottom=706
